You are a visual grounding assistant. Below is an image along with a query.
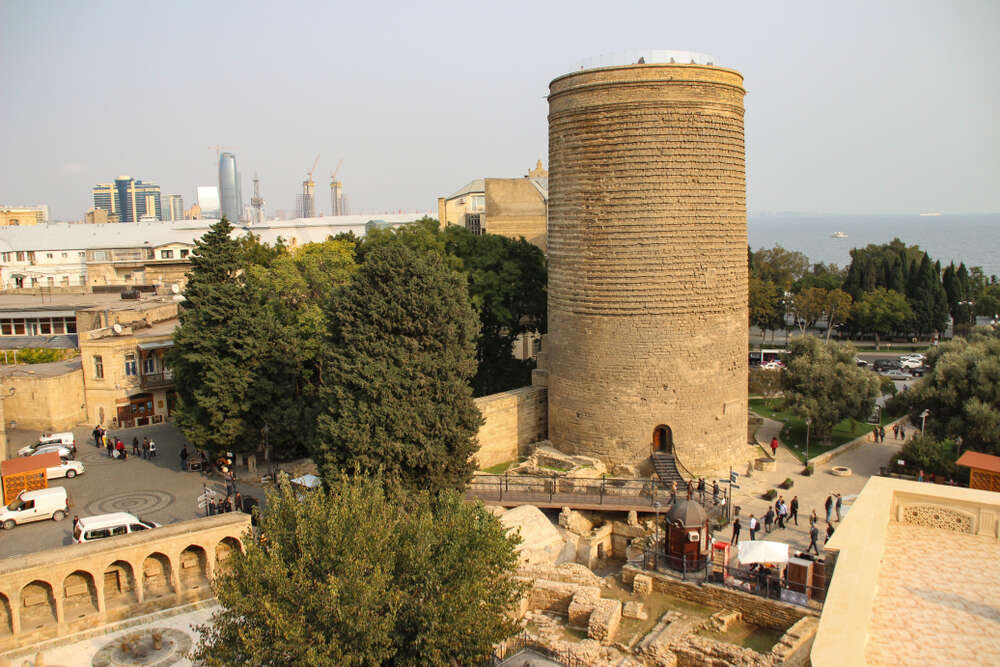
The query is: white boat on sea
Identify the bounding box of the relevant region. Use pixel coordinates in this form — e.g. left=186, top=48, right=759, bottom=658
left=919, top=212, right=942, bottom=217
left=830, top=231, right=848, bottom=239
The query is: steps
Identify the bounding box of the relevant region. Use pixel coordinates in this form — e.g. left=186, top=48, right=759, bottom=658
left=651, top=452, right=685, bottom=488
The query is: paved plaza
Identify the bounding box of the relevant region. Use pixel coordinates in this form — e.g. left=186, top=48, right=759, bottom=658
left=1, top=424, right=260, bottom=559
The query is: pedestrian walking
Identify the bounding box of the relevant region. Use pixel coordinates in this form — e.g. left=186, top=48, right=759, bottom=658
left=810, top=509, right=818, bottom=525
left=92, top=427, right=101, bottom=446
left=808, top=524, right=820, bottom=555
left=749, top=514, right=758, bottom=540
left=142, top=438, right=149, bottom=459
left=893, top=423, right=900, bottom=440
left=764, top=507, right=774, bottom=533
left=106, top=439, right=113, bottom=457
left=116, top=439, right=125, bottom=460
left=900, top=425, right=906, bottom=439
left=825, top=522, right=835, bottom=545
left=148, top=440, right=156, bottom=458
left=731, top=516, right=742, bottom=546
left=790, top=496, right=800, bottom=525
left=880, top=426, right=886, bottom=443
left=698, top=478, right=706, bottom=503
left=180, top=446, right=189, bottom=470
left=72, top=515, right=80, bottom=532
left=132, top=437, right=140, bottom=456
left=770, top=436, right=779, bottom=458
left=234, top=491, right=243, bottom=512
left=835, top=493, right=843, bottom=521
left=712, top=480, right=720, bottom=504
left=777, top=501, right=786, bottom=529
left=824, top=495, right=834, bottom=522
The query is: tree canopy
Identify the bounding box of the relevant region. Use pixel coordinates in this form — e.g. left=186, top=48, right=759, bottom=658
left=782, top=336, right=882, bottom=441
left=313, top=243, right=482, bottom=494
left=194, top=476, right=525, bottom=666
left=903, top=327, right=1000, bottom=455
left=851, top=288, right=913, bottom=349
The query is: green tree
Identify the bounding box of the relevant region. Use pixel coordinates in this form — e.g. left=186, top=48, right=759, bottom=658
left=751, top=245, right=809, bottom=291
left=443, top=225, right=547, bottom=395
left=823, top=288, right=853, bottom=341
left=749, top=277, right=784, bottom=343
left=749, top=367, right=783, bottom=409
left=907, top=253, right=949, bottom=335
left=168, top=219, right=260, bottom=453
left=904, top=327, right=1000, bottom=455
left=851, top=288, right=913, bottom=349
left=194, top=476, right=525, bottom=666
left=782, top=336, right=882, bottom=442
left=791, top=287, right=828, bottom=334
left=243, top=240, right=358, bottom=459
left=239, top=231, right=288, bottom=268
left=313, top=243, right=482, bottom=494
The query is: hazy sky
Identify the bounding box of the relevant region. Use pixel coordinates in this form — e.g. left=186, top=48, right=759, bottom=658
left=1, top=0, right=997, bottom=220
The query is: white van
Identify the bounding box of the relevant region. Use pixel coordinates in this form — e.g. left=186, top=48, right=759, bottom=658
left=0, top=487, right=70, bottom=529
left=19, top=432, right=77, bottom=457
left=73, top=512, right=159, bottom=544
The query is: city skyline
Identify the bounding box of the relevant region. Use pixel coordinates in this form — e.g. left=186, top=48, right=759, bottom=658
left=1, top=1, right=998, bottom=220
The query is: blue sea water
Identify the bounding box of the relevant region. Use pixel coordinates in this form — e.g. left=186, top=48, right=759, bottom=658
left=747, top=213, right=1000, bottom=279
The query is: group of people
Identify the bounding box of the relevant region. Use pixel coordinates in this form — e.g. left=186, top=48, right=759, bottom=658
left=732, top=494, right=800, bottom=545
left=92, top=426, right=156, bottom=460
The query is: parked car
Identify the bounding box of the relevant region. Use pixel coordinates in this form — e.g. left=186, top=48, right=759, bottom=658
left=46, top=458, right=84, bottom=480
left=873, top=359, right=902, bottom=372
left=880, top=368, right=912, bottom=380
left=0, top=487, right=70, bottom=529
left=28, top=444, right=73, bottom=460
left=898, top=357, right=925, bottom=369
left=73, top=512, right=159, bottom=543
left=761, top=360, right=786, bottom=370
left=19, top=434, right=76, bottom=458
left=909, top=366, right=930, bottom=377
left=856, top=358, right=870, bottom=368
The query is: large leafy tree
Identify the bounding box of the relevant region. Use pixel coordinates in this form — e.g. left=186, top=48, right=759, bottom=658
left=314, top=243, right=482, bottom=494
left=443, top=226, right=547, bottom=395
left=790, top=287, right=828, bottom=334
left=904, top=327, right=1000, bottom=455
left=168, top=219, right=260, bottom=453
left=783, top=336, right=882, bottom=442
left=194, top=476, right=525, bottom=666
left=907, top=253, right=950, bottom=335
left=751, top=245, right=810, bottom=291
left=749, top=276, right=784, bottom=343
left=851, top=287, right=913, bottom=349
left=823, top=288, right=853, bottom=341
left=243, top=240, right=358, bottom=459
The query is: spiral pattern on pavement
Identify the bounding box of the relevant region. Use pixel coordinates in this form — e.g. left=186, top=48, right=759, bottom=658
left=85, top=490, right=175, bottom=516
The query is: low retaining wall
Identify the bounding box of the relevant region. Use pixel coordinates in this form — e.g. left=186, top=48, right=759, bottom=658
left=622, top=565, right=815, bottom=631
left=473, top=386, right=548, bottom=469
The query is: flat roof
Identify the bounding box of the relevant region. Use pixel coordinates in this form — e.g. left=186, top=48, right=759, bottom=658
left=0, top=358, right=82, bottom=379
left=2, top=452, right=61, bottom=476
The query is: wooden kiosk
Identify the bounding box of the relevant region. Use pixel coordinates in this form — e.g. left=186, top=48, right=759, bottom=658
left=664, top=498, right=711, bottom=571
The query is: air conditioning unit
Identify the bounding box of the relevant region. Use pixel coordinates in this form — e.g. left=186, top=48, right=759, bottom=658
left=688, top=531, right=700, bottom=543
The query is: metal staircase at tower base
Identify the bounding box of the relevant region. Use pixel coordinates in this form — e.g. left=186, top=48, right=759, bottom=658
left=651, top=452, right=685, bottom=488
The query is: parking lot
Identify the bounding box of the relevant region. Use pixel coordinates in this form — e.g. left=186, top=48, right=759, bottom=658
left=1, top=423, right=259, bottom=559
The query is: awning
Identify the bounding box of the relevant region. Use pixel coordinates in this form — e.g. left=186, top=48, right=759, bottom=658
left=737, top=540, right=791, bottom=565
left=138, top=341, right=174, bottom=351
left=291, top=474, right=322, bottom=489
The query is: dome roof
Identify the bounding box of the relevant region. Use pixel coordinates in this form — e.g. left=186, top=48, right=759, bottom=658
left=665, top=499, right=707, bottom=526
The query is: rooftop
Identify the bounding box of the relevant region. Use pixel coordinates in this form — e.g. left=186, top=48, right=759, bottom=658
left=571, top=50, right=719, bottom=72
left=813, top=477, right=1000, bottom=666
left=0, top=358, right=82, bottom=379
left=956, top=450, right=1000, bottom=474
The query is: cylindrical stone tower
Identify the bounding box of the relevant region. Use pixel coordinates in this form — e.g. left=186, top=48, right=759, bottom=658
left=543, top=52, right=748, bottom=475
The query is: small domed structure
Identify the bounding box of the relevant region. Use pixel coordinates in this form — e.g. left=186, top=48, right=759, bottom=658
left=663, top=500, right=711, bottom=572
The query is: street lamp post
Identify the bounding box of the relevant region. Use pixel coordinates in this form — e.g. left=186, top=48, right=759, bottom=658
left=921, top=409, right=930, bottom=435
left=804, top=418, right=812, bottom=473
left=653, top=501, right=662, bottom=571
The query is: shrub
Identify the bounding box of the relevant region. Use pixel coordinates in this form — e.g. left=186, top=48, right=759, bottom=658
left=763, top=489, right=777, bottom=501
left=898, top=435, right=961, bottom=479
left=779, top=478, right=794, bottom=489
left=802, top=465, right=814, bottom=476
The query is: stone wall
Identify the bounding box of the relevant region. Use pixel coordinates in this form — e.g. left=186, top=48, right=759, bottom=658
left=543, top=63, right=748, bottom=475
left=483, top=179, right=547, bottom=252
left=473, top=385, right=547, bottom=469
left=4, top=366, right=87, bottom=431
left=0, top=513, right=249, bottom=652
left=622, top=565, right=814, bottom=631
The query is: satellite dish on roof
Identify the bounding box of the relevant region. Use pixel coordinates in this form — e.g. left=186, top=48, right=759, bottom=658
left=112, top=323, right=123, bottom=335
left=171, top=283, right=180, bottom=294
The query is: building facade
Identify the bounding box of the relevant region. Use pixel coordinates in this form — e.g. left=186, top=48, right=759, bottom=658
left=92, top=177, right=162, bottom=222
left=218, top=152, right=242, bottom=223
left=538, top=54, right=748, bottom=474
left=164, top=195, right=184, bottom=222
left=0, top=207, right=47, bottom=227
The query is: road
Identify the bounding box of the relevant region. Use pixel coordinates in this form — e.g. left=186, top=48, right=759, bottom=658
left=0, top=423, right=259, bottom=560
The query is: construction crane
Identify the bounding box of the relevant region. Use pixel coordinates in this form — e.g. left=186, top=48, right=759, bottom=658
left=298, top=155, right=320, bottom=219
left=306, top=154, right=320, bottom=187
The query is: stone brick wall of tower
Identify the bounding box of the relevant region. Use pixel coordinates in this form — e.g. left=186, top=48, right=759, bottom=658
left=545, top=64, right=748, bottom=475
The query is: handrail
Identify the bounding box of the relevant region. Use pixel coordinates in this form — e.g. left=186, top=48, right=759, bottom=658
left=672, top=448, right=697, bottom=484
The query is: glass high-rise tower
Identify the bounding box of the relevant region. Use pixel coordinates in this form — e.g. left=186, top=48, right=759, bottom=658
left=92, top=176, right=161, bottom=222
left=218, top=152, right=242, bottom=222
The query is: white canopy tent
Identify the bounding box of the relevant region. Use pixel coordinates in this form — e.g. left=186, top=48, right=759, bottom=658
left=291, top=473, right=322, bottom=489
left=737, top=540, right=791, bottom=565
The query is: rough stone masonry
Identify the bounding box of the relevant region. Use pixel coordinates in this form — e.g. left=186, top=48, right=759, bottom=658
left=540, top=60, right=749, bottom=475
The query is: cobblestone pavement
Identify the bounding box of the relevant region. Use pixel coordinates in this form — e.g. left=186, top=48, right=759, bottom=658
left=0, top=423, right=261, bottom=559
left=708, top=417, right=915, bottom=556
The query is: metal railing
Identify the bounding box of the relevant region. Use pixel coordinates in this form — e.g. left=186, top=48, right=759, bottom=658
left=487, top=631, right=588, bottom=667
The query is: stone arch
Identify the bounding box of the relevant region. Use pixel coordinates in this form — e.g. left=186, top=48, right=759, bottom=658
left=62, top=570, right=99, bottom=621
left=0, top=592, right=11, bottom=636
left=20, top=580, right=57, bottom=630
left=178, top=545, right=210, bottom=591
left=653, top=425, right=674, bottom=454
left=141, top=552, right=174, bottom=600
left=215, top=537, right=242, bottom=574
left=102, top=560, right=138, bottom=610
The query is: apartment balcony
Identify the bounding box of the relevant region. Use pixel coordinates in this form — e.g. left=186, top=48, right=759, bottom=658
left=140, top=370, right=174, bottom=390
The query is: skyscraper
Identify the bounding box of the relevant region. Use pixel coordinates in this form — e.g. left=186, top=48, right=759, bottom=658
left=218, top=152, right=242, bottom=222
left=92, top=176, right=162, bottom=222
left=165, top=195, right=184, bottom=221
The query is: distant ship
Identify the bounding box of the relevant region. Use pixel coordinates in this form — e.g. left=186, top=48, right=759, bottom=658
left=830, top=231, right=849, bottom=239
left=919, top=212, right=942, bottom=217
